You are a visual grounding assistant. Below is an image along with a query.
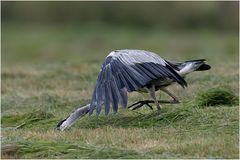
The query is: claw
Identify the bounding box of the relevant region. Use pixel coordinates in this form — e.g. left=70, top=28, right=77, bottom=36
left=128, top=101, right=141, bottom=109
left=146, top=103, right=153, bottom=110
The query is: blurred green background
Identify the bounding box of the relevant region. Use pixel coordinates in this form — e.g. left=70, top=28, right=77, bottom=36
left=2, top=1, right=238, bottom=30
left=2, top=1, right=239, bottom=66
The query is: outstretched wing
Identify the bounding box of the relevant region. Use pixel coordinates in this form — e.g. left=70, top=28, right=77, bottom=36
left=89, top=49, right=187, bottom=115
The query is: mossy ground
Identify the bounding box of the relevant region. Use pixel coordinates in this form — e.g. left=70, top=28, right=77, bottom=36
left=1, top=24, right=239, bottom=158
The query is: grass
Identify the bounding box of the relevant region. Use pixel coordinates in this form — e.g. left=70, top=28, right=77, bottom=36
left=193, top=87, right=239, bottom=107
left=1, top=23, right=239, bottom=159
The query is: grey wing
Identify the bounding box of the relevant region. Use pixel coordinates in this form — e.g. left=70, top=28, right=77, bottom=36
left=89, top=56, right=130, bottom=116
left=89, top=50, right=187, bottom=116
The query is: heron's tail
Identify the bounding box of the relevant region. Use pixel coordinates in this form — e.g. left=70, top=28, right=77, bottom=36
left=178, top=59, right=211, bottom=76
left=56, top=104, right=90, bottom=131
left=185, top=59, right=211, bottom=71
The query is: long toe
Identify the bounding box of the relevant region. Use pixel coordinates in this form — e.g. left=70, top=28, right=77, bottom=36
left=128, top=101, right=141, bottom=109
left=132, top=103, right=145, bottom=110
left=146, top=103, right=153, bottom=110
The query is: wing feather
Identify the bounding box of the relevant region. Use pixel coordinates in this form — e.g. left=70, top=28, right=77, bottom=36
left=120, top=88, right=128, bottom=107
left=103, top=84, right=110, bottom=115
left=111, top=81, right=119, bottom=113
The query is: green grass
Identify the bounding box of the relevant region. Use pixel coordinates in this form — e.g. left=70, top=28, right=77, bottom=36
left=193, top=87, right=239, bottom=107
left=1, top=23, right=239, bottom=158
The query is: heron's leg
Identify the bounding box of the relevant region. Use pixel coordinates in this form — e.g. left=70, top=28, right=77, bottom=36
left=128, top=87, right=179, bottom=110
left=160, top=88, right=180, bottom=103
left=149, top=85, right=161, bottom=110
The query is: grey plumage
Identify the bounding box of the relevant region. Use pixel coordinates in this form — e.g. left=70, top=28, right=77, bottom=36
left=56, top=49, right=211, bottom=130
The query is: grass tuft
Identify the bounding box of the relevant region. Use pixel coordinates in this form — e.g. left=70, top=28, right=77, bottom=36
left=193, top=87, right=239, bottom=108
left=1, top=110, right=55, bottom=129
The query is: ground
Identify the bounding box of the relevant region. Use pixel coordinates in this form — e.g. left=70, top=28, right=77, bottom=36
left=1, top=24, right=239, bottom=158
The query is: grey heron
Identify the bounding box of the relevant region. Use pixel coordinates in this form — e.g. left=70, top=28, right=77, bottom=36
left=56, top=49, right=211, bottom=130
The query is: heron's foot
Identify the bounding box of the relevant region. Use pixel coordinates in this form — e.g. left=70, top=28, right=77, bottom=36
left=128, top=100, right=180, bottom=110
left=128, top=100, right=154, bottom=110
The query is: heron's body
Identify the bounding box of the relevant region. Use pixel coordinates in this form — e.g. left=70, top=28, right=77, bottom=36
left=56, top=49, right=211, bottom=130
left=137, top=77, right=174, bottom=93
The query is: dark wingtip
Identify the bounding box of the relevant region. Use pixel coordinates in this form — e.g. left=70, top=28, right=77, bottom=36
left=185, top=59, right=207, bottom=63
left=196, top=64, right=211, bottom=71
left=184, top=82, right=188, bottom=88
left=165, top=62, right=188, bottom=89
left=181, top=81, right=188, bottom=88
